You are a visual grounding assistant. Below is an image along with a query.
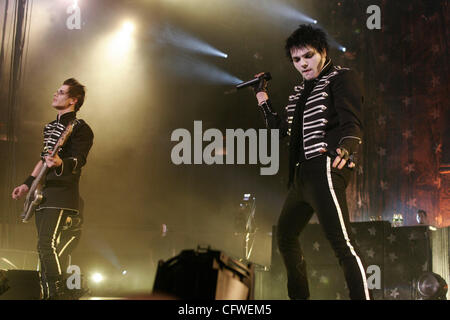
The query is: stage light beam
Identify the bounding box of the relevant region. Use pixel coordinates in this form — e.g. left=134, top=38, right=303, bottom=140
left=167, top=54, right=242, bottom=85
left=107, top=20, right=136, bottom=59
left=257, top=1, right=318, bottom=25
left=321, top=31, right=348, bottom=54
left=155, top=24, right=228, bottom=59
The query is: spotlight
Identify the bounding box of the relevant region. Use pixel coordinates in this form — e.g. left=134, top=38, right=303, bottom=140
left=340, top=46, right=347, bottom=53
left=91, top=273, right=104, bottom=284
left=117, top=21, right=135, bottom=41
left=107, top=20, right=136, bottom=58
left=417, top=272, right=448, bottom=300
left=121, top=270, right=127, bottom=276
left=122, top=21, right=134, bottom=34
left=313, top=19, right=318, bottom=24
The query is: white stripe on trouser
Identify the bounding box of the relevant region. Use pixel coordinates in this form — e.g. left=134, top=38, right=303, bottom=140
left=51, top=210, right=64, bottom=275
left=58, top=236, right=76, bottom=257
left=326, top=157, right=370, bottom=300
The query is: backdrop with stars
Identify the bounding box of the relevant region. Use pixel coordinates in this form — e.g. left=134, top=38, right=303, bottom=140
left=325, top=0, right=450, bottom=227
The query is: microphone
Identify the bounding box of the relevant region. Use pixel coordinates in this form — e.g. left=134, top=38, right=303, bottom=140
left=236, top=72, right=272, bottom=90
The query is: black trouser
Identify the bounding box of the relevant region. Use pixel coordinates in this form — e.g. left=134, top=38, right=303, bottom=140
left=277, top=155, right=370, bottom=300
left=35, top=208, right=82, bottom=298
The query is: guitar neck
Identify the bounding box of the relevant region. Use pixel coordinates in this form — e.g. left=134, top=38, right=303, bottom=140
left=30, top=162, right=49, bottom=190
left=29, top=120, right=74, bottom=189
left=30, top=144, right=61, bottom=189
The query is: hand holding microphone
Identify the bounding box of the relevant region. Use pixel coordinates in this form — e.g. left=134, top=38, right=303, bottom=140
left=236, top=72, right=272, bottom=104
left=236, top=72, right=272, bottom=91
left=251, top=72, right=270, bottom=94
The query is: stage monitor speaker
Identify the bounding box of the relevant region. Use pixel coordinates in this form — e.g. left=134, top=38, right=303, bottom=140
left=0, top=270, right=41, bottom=300
left=152, top=246, right=254, bottom=300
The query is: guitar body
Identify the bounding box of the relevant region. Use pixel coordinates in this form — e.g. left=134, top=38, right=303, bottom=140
left=21, top=182, right=44, bottom=223
left=20, top=120, right=76, bottom=223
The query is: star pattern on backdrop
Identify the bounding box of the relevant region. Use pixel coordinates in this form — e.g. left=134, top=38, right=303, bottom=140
left=403, top=65, right=412, bottom=75
left=402, top=130, right=412, bottom=140
left=390, top=288, right=400, bottom=299
left=431, top=44, right=440, bottom=54
left=319, top=275, right=329, bottom=284
left=377, top=115, right=386, bottom=126
left=366, top=248, right=375, bottom=258
left=430, top=108, right=440, bottom=120
left=275, top=273, right=284, bottom=282
left=299, top=222, right=435, bottom=300
left=377, top=147, right=386, bottom=157
left=407, top=198, right=417, bottom=208
left=405, top=163, right=415, bottom=174
left=403, top=33, right=413, bottom=42
left=402, top=96, right=411, bottom=106
left=431, top=76, right=440, bottom=88
left=313, top=241, right=320, bottom=251
left=389, top=252, right=398, bottom=262
left=387, top=233, right=396, bottom=244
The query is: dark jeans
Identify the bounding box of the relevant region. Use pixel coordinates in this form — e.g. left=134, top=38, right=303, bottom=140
left=277, top=155, right=370, bottom=300
left=35, top=208, right=82, bottom=298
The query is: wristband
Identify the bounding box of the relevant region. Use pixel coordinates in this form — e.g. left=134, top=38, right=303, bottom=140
left=23, top=175, right=36, bottom=189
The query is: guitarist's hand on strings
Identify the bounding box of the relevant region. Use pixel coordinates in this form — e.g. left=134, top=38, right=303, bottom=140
left=12, top=184, right=29, bottom=200
left=44, top=150, right=62, bottom=168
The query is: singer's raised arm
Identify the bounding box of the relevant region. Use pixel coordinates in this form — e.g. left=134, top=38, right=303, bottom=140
left=257, top=99, right=290, bottom=138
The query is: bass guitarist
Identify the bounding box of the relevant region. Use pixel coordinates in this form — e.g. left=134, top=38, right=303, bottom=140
left=11, top=78, right=93, bottom=299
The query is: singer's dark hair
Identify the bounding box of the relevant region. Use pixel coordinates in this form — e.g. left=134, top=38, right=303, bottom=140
left=285, top=24, right=329, bottom=60
left=63, top=78, right=86, bottom=112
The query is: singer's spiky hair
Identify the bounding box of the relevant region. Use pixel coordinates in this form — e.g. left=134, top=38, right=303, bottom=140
left=285, top=24, right=329, bottom=61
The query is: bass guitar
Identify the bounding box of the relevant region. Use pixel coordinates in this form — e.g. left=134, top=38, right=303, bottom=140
left=21, top=120, right=76, bottom=223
